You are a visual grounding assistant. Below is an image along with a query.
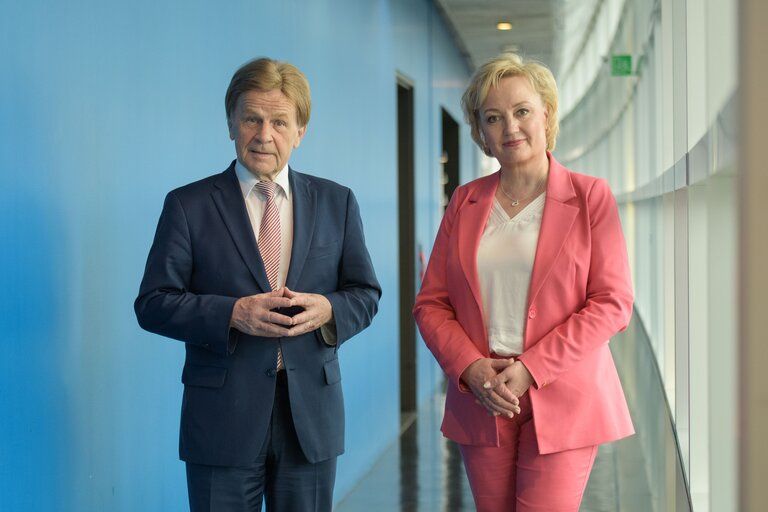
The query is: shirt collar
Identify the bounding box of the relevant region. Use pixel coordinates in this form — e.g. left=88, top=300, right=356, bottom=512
left=234, top=160, right=291, bottom=200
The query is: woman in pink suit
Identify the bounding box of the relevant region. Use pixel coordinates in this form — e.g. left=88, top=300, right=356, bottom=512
left=413, top=53, right=634, bottom=511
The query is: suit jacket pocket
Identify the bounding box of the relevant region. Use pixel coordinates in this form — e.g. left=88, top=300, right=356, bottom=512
left=306, top=240, right=340, bottom=260
left=182, top=364, right=227, bottom=388
left=323, top=358, right=341, bottom=385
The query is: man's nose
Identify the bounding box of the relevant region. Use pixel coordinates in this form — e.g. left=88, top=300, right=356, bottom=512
left=254, top=122, right=272, bottom=143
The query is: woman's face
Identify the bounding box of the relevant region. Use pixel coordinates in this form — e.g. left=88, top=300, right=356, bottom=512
left=479, top=75, right=549, bottom=169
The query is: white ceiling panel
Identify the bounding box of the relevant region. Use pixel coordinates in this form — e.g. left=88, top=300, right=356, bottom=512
left=434, top=0, right=603, bottom=77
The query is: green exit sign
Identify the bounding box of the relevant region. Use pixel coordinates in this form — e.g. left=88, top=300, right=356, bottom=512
left=611, top=55, right=633, bottom=76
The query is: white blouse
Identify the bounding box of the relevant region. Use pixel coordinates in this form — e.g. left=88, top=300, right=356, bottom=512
left=476, top=193, right=545, bottom=356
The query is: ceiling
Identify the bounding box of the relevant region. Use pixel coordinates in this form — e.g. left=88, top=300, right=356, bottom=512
left=433, top=0, right=600, bottom=78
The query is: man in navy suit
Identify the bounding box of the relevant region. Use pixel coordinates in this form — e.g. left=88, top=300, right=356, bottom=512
left=135, top=57, right=381, bottom=512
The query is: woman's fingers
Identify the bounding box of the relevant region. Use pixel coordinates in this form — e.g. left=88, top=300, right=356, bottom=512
left=474, top=387, right=520, bottom=417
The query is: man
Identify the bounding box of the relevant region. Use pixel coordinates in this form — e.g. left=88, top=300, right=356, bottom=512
left=135, top=57, right=381, bottom=511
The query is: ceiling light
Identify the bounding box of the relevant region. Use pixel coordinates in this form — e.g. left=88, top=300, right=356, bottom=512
left=496, top=22, right=513, bottom=31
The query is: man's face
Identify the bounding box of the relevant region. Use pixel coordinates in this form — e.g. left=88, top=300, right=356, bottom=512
left=228, top=89, right=306, bottom=180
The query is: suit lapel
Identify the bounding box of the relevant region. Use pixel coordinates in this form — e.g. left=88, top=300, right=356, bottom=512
left=527, top=155, right=579, bottom=305
left=211, top=163, right=272, bottom=292
left=457, top=172, right=498, bottom=319
left=285, top=169, right=316, bottom=290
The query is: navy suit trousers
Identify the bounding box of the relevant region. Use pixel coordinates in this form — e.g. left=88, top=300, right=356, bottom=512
left=186, top=371, right=337, bottom=512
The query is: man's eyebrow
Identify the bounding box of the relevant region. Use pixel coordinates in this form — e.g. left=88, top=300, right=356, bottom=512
left=241, top=106, right=291, bottom=118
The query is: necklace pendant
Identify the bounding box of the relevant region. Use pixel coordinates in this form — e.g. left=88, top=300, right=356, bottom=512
left=511, top=200, right=520, bottom=206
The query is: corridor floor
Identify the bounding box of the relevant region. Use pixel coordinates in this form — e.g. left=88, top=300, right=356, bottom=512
left=336, top=391, right=653, bottom=512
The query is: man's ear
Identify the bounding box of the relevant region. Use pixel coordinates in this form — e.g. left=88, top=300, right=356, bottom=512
left=294, top=125, right=307, bottom=148
left=227, top=117, right=235, bottom=141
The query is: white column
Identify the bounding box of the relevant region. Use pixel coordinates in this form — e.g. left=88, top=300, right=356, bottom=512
left=739, top=0, right=768, bottom=510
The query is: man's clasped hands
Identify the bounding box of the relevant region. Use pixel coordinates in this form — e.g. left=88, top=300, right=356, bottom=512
left=230, top=287, right=333, bottom=339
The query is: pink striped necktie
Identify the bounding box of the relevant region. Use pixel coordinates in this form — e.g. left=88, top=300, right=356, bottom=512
left=255, top=181, right=284, bottom=370
left=255, top=181, right=281, bottom=290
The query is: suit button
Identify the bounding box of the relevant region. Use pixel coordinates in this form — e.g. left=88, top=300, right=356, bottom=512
left=265, top=369, right=277, bottom=377
left=528, top=308, right=537, bottom=319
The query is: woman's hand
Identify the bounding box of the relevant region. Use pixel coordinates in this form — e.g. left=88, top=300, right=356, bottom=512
left=460, top=358, right=521, bottom=417
left=485, top=359, right=534, bottom=400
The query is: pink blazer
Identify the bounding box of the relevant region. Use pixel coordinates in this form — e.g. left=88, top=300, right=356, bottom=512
left=413, top=154, right=634, bottom=454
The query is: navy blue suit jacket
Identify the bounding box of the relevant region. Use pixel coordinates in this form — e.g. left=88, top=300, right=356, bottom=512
left=134, top=161, right=381, bottom=465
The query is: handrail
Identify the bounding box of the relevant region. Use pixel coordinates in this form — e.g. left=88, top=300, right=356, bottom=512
left=611, top=313, right=693, bottom=511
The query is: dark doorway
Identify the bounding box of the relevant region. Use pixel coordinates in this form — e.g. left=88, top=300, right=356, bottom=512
left=397, top=79, right=417, bottom=424
left=441, top=109, right=460, bottom=211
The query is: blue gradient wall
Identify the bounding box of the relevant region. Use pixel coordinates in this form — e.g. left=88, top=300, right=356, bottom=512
left=0, top=0, right=475, bottom=509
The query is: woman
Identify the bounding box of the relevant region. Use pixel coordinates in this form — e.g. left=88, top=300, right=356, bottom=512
left=413, top=53, right=634, bottom=511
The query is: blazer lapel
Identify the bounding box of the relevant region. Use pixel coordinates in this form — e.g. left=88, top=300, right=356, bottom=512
left=527, top=154, right=579, bottom=305
left=456, top=172, right=498, bottom=319
left=285, top=169, right=316, bottom=290
left=211, top=163, right=272, bottom=292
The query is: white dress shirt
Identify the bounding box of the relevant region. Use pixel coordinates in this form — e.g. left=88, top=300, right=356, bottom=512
left=476, top=193, right=545, bottom=356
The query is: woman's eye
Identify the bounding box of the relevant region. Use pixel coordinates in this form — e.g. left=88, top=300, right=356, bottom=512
left=486, top=115, right=499, bottom=124
left=517, top=109, right=529, bottom=117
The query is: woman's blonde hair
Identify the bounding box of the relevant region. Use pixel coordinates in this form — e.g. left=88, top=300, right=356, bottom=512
left=461, top=53, right=559, bottom=154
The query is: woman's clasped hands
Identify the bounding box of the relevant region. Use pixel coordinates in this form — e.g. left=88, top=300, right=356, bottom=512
left=461, top=358, right=535, bottom=418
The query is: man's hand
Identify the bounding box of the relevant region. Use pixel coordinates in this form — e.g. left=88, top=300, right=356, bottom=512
left=230, top=289, right=294, bottom=337
left=283, top=288, right=333, bottom=337
left=460, top=358, right=521, bottom=418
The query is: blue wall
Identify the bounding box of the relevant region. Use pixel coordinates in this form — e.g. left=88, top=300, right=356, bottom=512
left=0, top=0, right=476, bottom=509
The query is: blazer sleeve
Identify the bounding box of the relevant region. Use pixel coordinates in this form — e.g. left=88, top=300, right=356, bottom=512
left=413, top=188, right=485, bottom=391
left=134, top=191, right=237, bottom=356
left=517, top=179, right=634, bottom=388
left=323, top=189, right=381, bottom=345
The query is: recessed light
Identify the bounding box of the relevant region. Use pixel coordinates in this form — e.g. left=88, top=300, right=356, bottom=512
left=496, top=22, right=513, bottom=31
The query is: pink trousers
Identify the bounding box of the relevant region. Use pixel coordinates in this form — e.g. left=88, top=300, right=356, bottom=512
left=459, top=393, right=597, bottom=512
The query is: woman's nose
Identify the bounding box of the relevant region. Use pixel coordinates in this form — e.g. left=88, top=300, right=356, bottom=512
left=503, top=115, right=517, bottom=134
